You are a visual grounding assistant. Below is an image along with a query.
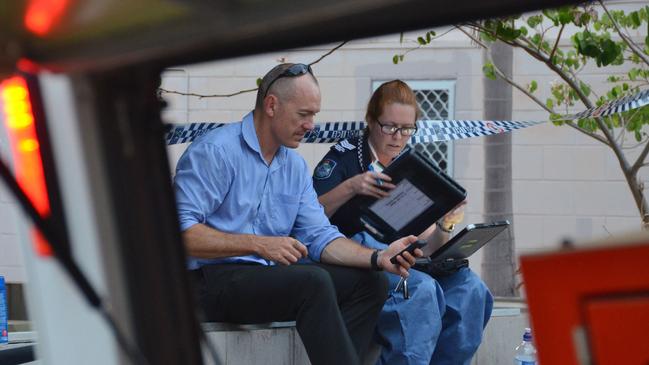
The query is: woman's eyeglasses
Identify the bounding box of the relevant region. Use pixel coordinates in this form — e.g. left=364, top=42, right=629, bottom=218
left=376, top=120, right=418, bottom=136
left=263, top=64, right=314, bottom=98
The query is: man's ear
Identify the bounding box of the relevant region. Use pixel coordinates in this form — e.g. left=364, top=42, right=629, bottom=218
left=264, top=95, right=277, bottom=117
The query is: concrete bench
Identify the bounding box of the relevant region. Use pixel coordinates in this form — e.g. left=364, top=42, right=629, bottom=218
left=201, top=321, right=310, bottom=365
left=201, top=321, right=381, bottom=365
left=200, top=301, right=529, bottom=365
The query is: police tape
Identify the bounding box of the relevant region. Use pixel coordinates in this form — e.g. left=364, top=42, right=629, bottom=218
left=164, top=88, right=649, bottom=145
left=164, top=120, right=544, bottom=145
left=558, top=88, right=649, bottom=121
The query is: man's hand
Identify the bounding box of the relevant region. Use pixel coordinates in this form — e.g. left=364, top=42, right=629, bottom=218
left=347, top=171, right=395, bottom=198
left=256, top=237, right=308, bottom=265
left=379, top=235, right=422, bottom=277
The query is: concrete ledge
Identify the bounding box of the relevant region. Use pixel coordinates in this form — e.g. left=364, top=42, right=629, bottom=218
left=200, top=300, right=530, bottom=365
left=202, top=321, right=297, bottom=332
left=201, top=322, right=309, bottom=365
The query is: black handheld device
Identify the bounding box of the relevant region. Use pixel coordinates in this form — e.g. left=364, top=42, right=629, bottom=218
left=389, top=240, right=426, bottom=264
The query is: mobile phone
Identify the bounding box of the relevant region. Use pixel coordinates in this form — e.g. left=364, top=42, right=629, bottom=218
left=389, top=240, right=426, bottom=264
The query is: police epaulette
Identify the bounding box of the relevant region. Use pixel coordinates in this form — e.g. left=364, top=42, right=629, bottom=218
left=331, top=139, right=356, bottom=153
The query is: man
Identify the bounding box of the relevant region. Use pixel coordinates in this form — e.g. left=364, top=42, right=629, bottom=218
left=173, top=63, right=421, bottom=365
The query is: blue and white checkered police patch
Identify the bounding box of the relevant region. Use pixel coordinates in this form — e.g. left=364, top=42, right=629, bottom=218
left=314, top=159, right=337, bottom=180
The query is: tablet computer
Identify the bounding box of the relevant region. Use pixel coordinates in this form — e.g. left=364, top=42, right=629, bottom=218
left=429, top=220, right=510, bottom=262
left=357, top=147, right=467, bottom=243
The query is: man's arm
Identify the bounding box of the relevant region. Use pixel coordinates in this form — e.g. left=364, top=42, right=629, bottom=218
left=321, top=235, right=421, bottom=277
left=183, top=223, right=308, bottom=265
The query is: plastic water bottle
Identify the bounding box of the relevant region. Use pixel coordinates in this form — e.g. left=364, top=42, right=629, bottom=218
left=0, top=276, right=7, bottom=345
left=514, top=327, right=537, bottom=365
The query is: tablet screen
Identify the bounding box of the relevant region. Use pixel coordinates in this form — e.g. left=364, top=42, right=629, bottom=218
left=368, top=179, right=434, bottom=230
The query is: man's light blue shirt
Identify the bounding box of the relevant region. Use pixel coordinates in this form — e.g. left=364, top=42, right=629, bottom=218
left=174, top=111, right=344, bottom=269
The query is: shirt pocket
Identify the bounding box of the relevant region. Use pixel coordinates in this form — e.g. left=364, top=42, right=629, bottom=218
left=271, top=193, right=300, bottom=235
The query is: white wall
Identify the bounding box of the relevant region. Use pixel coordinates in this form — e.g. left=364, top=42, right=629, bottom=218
left=1, top=0, right=645, bottom=284
left=162, top=0, right=647, bottom=280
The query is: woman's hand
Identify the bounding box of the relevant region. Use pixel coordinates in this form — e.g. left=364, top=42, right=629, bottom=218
left=347, top=171, right=396, bottom=198
left=441, top=200, right=467, bottom=227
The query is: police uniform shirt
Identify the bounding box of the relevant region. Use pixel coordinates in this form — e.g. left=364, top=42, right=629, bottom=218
left=313, top=136, right=373, bottom=237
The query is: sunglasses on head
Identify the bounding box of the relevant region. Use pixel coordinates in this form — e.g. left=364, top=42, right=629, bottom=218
left=263, top=63, right=314, bottom=98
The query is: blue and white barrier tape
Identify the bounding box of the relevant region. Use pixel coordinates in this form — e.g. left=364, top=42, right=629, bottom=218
left=164, top=88, right=648, bottom=145
left=559, top=88, right=649, bottom=121
left=164, top=119, right=545, bottom=145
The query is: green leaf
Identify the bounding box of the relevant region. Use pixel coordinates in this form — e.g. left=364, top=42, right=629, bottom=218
left=480, top=30, right=496, bottom=42
left=577, top=119, right=587, bottom=129
left=635, top=130, right=642, bottom=142
left=426, top=30, right=435, bottom=43
left=482, top=62, right=497, bottom=80
left=573, top=32, right=600, bottom=58
left=399, top=32, right=404, bottom=44
left=256, top=78, right=262, bottom=87
left=495, top=22, right=522, bottom=42
left=579, top=80, right=591, bottom=97
left=543, top=9, right=559, bottom=26
left=392, top=55, right=399, bottom=64
left=546, top=98, right=554, bottom=109
left=598, top=39, right=621, bottom=66
left=417, top=36, right=427, bottom=45
left=527, top=15, right=543, bottom=28
left=578, top=11, right=591, bottom=26
left=528, top=80, right=538, bottom=93
left=631, top=11, right=641, bottom=27
left=557, top=7, right=575, bottom=25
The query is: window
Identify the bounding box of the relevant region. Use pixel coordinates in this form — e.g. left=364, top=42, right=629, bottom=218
left=372, top=80, right=455, bottom=175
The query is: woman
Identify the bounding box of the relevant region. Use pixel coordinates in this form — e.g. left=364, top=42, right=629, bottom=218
left=313, top=80, right=493, bottom=365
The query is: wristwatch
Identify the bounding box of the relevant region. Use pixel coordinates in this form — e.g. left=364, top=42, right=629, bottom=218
left=370, top=249, right=383, bottom=271
left=437, top=220, right=455, bottom=234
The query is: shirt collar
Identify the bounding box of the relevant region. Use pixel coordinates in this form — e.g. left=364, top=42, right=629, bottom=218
left=242, top=111, right=287, bottom=168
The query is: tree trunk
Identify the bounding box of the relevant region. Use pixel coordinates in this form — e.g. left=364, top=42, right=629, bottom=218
left=482, top=41, right=518, bottom=297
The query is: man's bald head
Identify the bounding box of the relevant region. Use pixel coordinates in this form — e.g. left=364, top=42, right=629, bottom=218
left=255, top=63, right=318, bottom=110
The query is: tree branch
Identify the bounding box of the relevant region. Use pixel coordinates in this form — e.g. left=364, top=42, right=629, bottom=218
left=456, top=26, right=609, bottom=145
left=394, top=28, right=457, bottom=60
left=158, top=87, right=258, bottom=99
left=465, top=16, right=648, bottom=224
left=623, top=135, right=649, bottom=150
left=309, top=41, right=348, bottom=66
left=632, top=138, right=649, bottom=174
left=599, top=0, right=649, bottom=67
left=549, top=24, right=565, bottom=62
left=159, top=41, right=348, bottom=98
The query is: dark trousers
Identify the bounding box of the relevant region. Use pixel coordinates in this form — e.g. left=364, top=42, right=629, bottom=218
left=191, top=263, right=388, bottom=365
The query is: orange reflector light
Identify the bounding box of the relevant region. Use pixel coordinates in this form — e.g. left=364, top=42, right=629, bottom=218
left=1, top=76, right=53, bottom=256
left=24, top=0, right=70, bottom=36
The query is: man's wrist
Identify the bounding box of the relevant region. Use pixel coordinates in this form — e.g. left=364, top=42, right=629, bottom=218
left=370, top=249, right=383, bottom=271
